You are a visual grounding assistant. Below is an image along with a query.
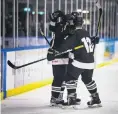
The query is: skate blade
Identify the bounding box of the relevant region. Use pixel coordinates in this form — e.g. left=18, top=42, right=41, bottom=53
left=61, top=105, right=80, bottom=110
left=88, top=103, right=102, bottom=108
left=50, top=103, right=64, bottom=109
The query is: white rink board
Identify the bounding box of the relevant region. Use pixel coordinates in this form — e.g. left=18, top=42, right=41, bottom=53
left=114, top=41, right=118, bottom=58
left=6, top=41, right=118, bottom=91
left=6, top=48, right=52, bottom=90
left=94, top=42, right=105, bottom=65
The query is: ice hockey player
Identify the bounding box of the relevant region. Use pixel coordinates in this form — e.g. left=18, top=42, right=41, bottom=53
left=47, top=11, right=101, bottom=107
left=47, top=10, right=81, bottom=106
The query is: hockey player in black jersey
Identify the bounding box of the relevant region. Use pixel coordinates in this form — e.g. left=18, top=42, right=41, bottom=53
left=47, top=11, right=101, bottom=107
left=47, top=10, right=81, bottom=106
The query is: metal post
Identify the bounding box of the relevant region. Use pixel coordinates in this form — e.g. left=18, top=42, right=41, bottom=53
left=85, top=0, right=88, bottom=30
left=104, top=1, right=107, bottom=38
left=110, top=1, right=112, bottom=38
left=2, top=0, right=5, bottom=48
left=16, top=0, right=19, bottom=47
left=81, top=0, right=83, bottom=17
left=71, top=0, right=73, bottom=13
left=59, top=0, right=61, bottom=22
left=76, top=0, right=78, bottom=11
left=112, top=1, right=114, bottom=38
left=65, top=0, right=67, bottom=14
left=0, top=0, right=1, bottom=92
left=13, top=0, right=15, bottom=48
left=26, top=0, right=29, bottom=46
left=107, top=1, right=110, bottom=38
left=0, top=0, right=1, bottom=48
left=44, top=0, right=47, bottom=36
left=59, top=0, right=61, bottom=10
left=36, top=0, right=38, bottom=45
left=89, top=0, right=92, bottom=36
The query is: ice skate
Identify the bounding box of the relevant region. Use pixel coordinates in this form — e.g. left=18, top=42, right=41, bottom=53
left=62, top=93, right=81, bottom=109
left=50, top=97, right=65, bottom=108
left=62, top=97, right=81, bottom=106
left=87, top=93, right=102, bottom=108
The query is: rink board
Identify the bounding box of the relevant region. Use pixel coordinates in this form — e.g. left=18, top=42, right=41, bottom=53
left=1, top=40, right=118, bottom=100
left=1, top=45, right=53, bottom=99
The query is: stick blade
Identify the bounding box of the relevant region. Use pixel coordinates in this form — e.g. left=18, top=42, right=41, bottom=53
left=7, top=60, right=17, bottom=69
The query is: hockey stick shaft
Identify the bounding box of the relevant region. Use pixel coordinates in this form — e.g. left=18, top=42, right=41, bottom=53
left=95, top=8, right=102, bottom=37
left=39, top=28, right=51, bottom=45
left=8, top=45, right=84, bottom=69
left=55, top=45, right=84, bottom=56
left=95, top=1, right=103, bottom=37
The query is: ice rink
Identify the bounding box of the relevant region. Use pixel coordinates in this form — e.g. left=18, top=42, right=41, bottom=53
left=1, top=63, right=118, bottom=114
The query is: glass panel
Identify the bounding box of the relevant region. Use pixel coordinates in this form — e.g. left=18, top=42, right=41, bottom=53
left=1, top=0, right=118, bottom=48
left=67, top=0, right=71, bottom=14
left=3, top=0, right=13, bottom=48
left=17, top=0, right=28, bottom=47
left=61, top=0, right=66, bottom=13
left=46, top=0, right=53, bottom=37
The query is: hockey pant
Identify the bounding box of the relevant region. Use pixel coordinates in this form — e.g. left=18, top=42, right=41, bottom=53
left=64, top=63, right=97, bottom=96
left=51, top=65, right=67, bottom=99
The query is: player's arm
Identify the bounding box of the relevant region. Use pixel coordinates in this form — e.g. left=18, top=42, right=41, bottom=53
left=47, top=34, right=76, bottom=61
left=49, top=10, right=65, bottom=32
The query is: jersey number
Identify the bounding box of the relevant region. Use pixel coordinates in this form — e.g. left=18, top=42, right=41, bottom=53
left=81, top=37, right=94, bottom=53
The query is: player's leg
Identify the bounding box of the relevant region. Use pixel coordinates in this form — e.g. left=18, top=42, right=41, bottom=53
left=50, top=65, right=67, bottom=106
left=64, top=64, right=83, bottom=106
left=81, top=69, right=101, bottom=107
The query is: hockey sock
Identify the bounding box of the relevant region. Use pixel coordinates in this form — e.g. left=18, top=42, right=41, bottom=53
left=51, top=86, right=61, bottom=98
left=58, top=81, right=66, bottom=100
left=85, top=80, right=97, bottom=94
left=66, top=80, right=77, bottom=95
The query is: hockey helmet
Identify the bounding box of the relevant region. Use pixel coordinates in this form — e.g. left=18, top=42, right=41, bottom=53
left=49, top=10, right=66, bottom=24
left=71, top=12, right=83, bottom=27
left=65, top=13, right=75, bottom=26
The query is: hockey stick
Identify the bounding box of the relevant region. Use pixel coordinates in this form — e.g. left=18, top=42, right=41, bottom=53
left=95, top=0, right=103, bottom=37
left=7, top=45, right=84, bottom=69
left=7, top=58, right=46, bottom=69
left=39, top=28, right=51, bottom=45
left=55, top=45, right=84, bottom=56
left=7, top=28, right=50, bottom=70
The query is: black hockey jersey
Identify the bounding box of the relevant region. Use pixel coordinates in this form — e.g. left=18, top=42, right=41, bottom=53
left=49, top=21, right=70, bottom=65
left=57, top=28, right=95, bottom=69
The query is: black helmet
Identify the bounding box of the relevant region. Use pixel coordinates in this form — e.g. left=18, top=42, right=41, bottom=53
left=71, top=12, right=83, bottom=27
left=65, top=14, right=75, bottom=26
left=49, top=10, right=66, bottom=24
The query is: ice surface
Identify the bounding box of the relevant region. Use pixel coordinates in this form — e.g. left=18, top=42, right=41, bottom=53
left=1, top=63, right=118, bottom=114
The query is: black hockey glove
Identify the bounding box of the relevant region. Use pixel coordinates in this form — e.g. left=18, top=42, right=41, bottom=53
left=49, top=10, right=65, bottom=22
left=47, top=48, right=59, bottom=61
left=91, top=36, right=100, bottom=44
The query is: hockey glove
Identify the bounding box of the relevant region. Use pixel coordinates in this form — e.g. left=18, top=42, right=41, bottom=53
left=91, top=36, right=100, bottom=44
left=47, top=48, right=59, bottom=61
left=49, top=10, right=65, bottom=22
